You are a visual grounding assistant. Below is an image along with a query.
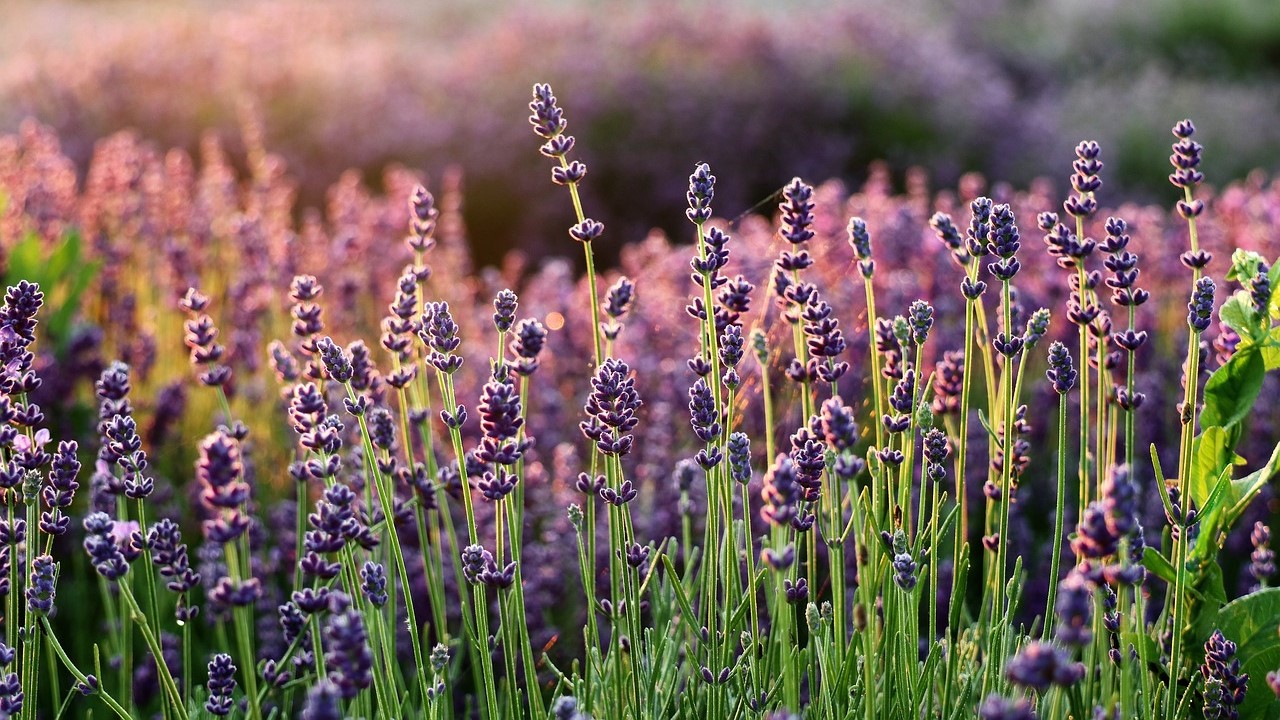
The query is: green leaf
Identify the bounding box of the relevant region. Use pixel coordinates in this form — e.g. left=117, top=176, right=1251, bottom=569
left=1215, top=588, right=1280, bottom=720
left=1227, top=440, right=1280, bottom=523
left=1227, top=248, right=1266, bottom=283
left=1192, top=426, right=1234, bottom=507
left=1220, top=292, right=1255, bottom=336
left=4, top=234, right=43, bottom=284
left=1201, top=345, right=1266, bottom=429
left=1189, top=562, right=1227, bottom=644
left=1141, top=547, right=1177, bottom=585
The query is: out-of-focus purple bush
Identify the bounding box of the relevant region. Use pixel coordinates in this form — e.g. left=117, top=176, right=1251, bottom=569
left=4, top=117, right=1280, bottom=630
left=0, top=0, right=1053, bottom=263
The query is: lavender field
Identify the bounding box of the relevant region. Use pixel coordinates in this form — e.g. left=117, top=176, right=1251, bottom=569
left=2, top=2, right=1280, bottom=719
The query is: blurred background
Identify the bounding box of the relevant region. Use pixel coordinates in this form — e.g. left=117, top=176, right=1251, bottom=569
left=1, top=0, right=1278, bottom=266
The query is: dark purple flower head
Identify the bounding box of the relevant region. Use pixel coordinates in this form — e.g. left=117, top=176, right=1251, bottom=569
left=1047, top=341, right=1077, bottom=395
left=179, top=287, right=210, bottom=314
left=1055, top=571, right=1094, bottom=646
left=580, top=358, right=641, bottom=456
left=761, top=454, right=802, bottom=528
left=301, top=679, right=343, bottom=720
left=510, top=318, right=547, bottom=375
left=931, top=350, right=964, bottom=415
left=493, top=289, right=518, bottom=333
left=1101, top=464, right=1138, bottom=539
left=198, top=430, right=248, bottom=512
left=605, top=276, right=637, bottom=321
left=477, top=377, right=526, bottom=465
left=779, top=178, right=815, bottom=246
left=40, top=440, right=79, bottom=535
left=0, top=669, right=21, bottom=717
left=324, top=595, right=373, bottom=700
left=687, top=163, right=715, bottom=224
left=530, top=83, right=568, bottom=142
left=966, top=197, right=994, bottom=259
left=360, top=561, right=388, bottom=607
left=929, top=212, right=968, bottom=267
left=315, top=337, right=353, bottom=383
left=26, top=554, right=55, bottom=615
left=1250, top=522, right=1274, bottom=591
left=714, top=326, right=743, bottom=372
left=908, top=300, right=934, bottom=346
left=1170, top=120, right=1204, bottom=189
left=847, top=217, right=873, bottom=261
left=1005, top=641, right=1085, bottom=692
left=977, top=694, right=1037, bottom=720
left=420, top=302, right=463, bottom=374
left=148, top=518, right=200, bottom=596
left=1250, top=262, right=1272, bottom=316
left=687, top=378, right=722, bottom=444
left=1, top=280, right=43, bottom=346
left=407, top=185, right=439, bottom=251
left=924, top=428, right=949, bottom=469
left=205, top=654, right=236, bottom=716
left=83, top=512, right=129, bottom=580
left=820, top=397, right=858, bottom=453
left=1188, top=277, right=1216, bottom=333
left=1202, top=629, right=1247, bottom=719
left=728, top=432, right=751, bottom=485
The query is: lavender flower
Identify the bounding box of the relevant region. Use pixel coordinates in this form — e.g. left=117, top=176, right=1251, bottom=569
left=687, top=379, right=722, bottom=444
left=0, top=667, right=20, bottom=717
left=39, top=440, right=79, bottom=535
left=493, top=289, right=519, bottom=333
left=1046, top=341, right=1077, bottom=394
left=728, top=432, right=751, bottom=485
left=893, top=548, right=918, bottom=591
left=1250, top=522, right=1274, bottom=592
left=83, top=512, right=130, bottom=580
left=197, top=430, right=251, bottom=545
left=26, top=554, right=56, bottom=615
left=848, top=216, right=875, bottom=277
left=1065, top=141, right=1102, bottom=219
left=779, top=177, right=815, bottom=246
left=761, top=454, right=802, bottom=528
left=580, top=358, right=641, bottom=456
left=1202, top=630, right=1247, bottom=719
left=978, top=694, right=1037, bottom=720
left=1054, top=571, right=1093, bottom=647
left=1188, top=277, right=1216, bottom=333
left=687, top=162, right=715, bottom=223
left=1005, top=641, right=1085, bottom=692
left=325, top=594, right=373, bottom=700
left=603, top=277, right=636, bottom=339
left=1251, top=262, right=1272, bottom=316
left=301, top=679, right=343, bottom=720
left=205, top=654, right=237, bottom=716
left=986, top=204, right=1021, bottom=281
left=360, top=561, right=388, bottom=607
left=419, top=302, right=464, bottom=374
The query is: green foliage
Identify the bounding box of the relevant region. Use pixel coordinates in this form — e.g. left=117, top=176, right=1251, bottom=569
left=2, top=230, right=99, bottom=353
left=1214, top=588, right=1280, bottom=719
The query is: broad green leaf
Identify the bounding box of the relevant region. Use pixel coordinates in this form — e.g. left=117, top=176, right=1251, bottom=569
left=1215, top=588, right=1280, bottom=720
left=1220, top=292, right=1255, bottom=337
left=1201, top=345, right=1265, bottom=428
left=1141, top=547, right=1176, bottom=585
left=1189, top=562, right=1227, bottom=645
left=1226, top=440, right=1280, bottom=523
left=1191, top=426, right=1234, bottom=507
